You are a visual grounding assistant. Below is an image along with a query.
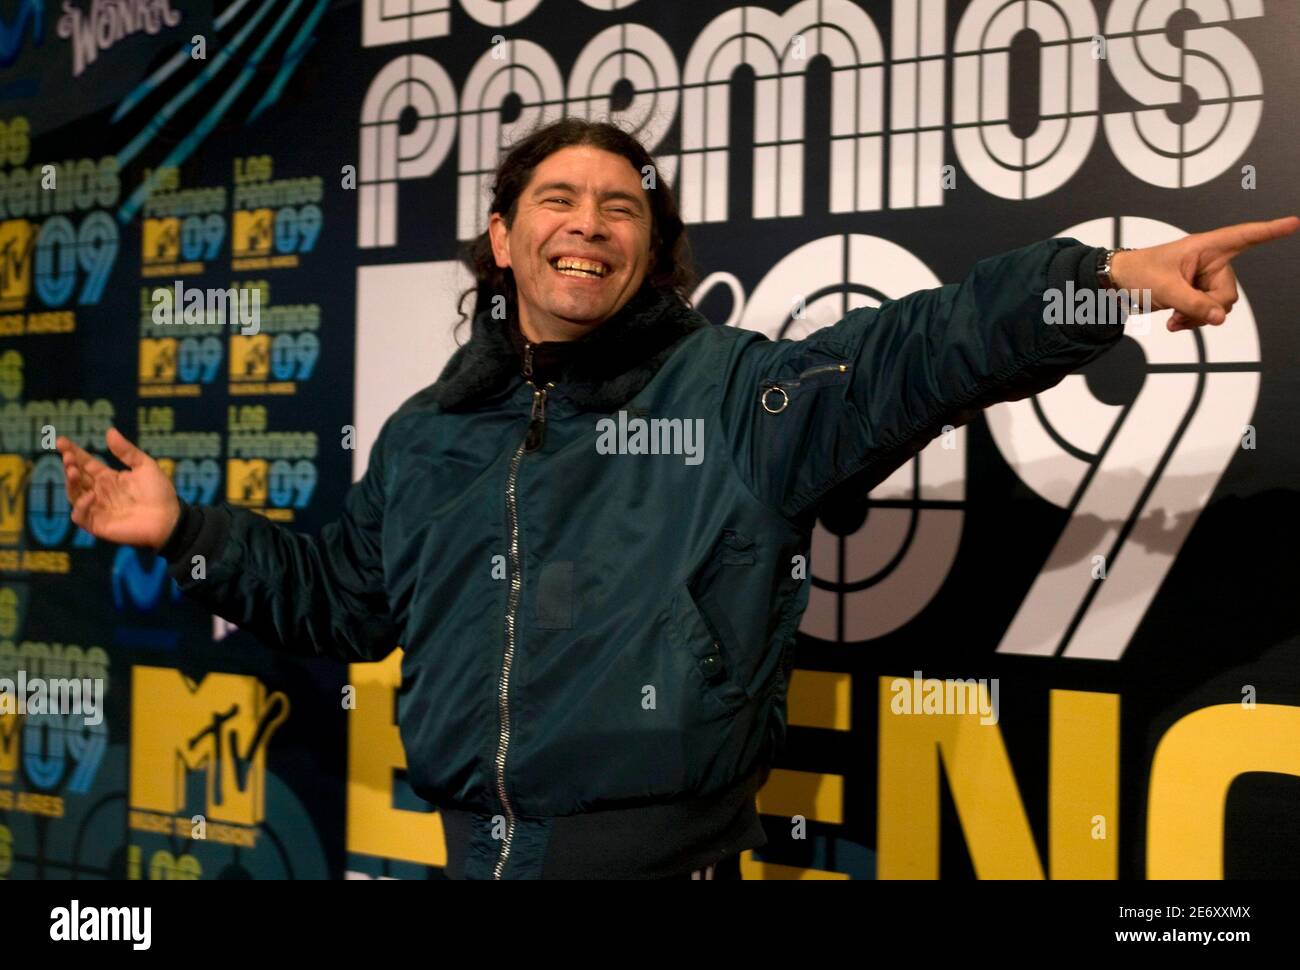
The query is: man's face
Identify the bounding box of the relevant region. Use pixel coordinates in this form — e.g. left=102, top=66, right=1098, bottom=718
left=488, top=144, right=656, bottom=342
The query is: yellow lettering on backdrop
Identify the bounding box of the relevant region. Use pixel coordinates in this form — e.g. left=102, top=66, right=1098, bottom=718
left=878, top=679, right=1120, bottom=879
left=1049, top=690, right=1118, bottom=879
left=1148, top=704, right=1300, bottom=879
left=346, top=650, right=444, bottom=866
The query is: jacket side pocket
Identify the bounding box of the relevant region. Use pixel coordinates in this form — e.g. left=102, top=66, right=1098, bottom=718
left=671, top=582, right=748, bottom=716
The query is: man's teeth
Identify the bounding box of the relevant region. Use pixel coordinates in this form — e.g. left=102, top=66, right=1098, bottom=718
left=553, top=257, right=607, bottom=277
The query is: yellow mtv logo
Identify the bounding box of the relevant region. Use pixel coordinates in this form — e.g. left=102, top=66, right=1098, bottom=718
left=230, top=334, right=270, bottom=380
left=0, top=455, right=32, bottom=545
left=227, top=459, right=267, bottom=505
left=142, top=218, right=180, bottom=263
left=0, top=220, right=33, bottom=301
left=232, top=210, right=273, bottom=258
left=139, top=339, right=177, bottom=383
left=130, top=667, right=289, bottom=826
left=0, top=710, right=20, bottom=776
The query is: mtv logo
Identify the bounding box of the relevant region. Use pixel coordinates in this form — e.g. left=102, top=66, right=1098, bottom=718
left=130, top=666, right=290, bottom=826
left=0, top=220, right=33, bottom=301
left=0, top=709, right=20, bottom=775
left=230, top=334, right=271, bottom=380
left=139, top=338, right=178, bottom=383
left=232, top=210, right=273, bottom=258
left=142, top=218, right=180, bottom=263
left=226, top=459, right=268, bottom=506
left=0, top=454, right=32, bottom=545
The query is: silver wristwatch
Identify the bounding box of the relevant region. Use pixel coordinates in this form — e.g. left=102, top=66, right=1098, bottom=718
left=1096, top=247, right=1133, bottom=291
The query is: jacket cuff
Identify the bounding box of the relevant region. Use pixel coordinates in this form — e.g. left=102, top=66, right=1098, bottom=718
left=159, top=500, right=200, bottom=561
left=1047, top=243, right=1126, bottom=342
left=164, top=503, right=233, bottom=583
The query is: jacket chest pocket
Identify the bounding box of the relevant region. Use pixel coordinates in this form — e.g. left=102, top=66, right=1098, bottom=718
left=753, top=359, right=856, bottom=505
left=757, top=360, right=852, bottom=415
left=671, top=529, right=760, bottom=716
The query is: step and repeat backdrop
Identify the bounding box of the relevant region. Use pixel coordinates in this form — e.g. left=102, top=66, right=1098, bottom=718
left=2, top=0, right=1297, bottom=880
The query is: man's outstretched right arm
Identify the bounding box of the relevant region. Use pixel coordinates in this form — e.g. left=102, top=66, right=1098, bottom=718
left=159, top=423, right=400, bottom=662
left=60, top=420, right=401, bottom=663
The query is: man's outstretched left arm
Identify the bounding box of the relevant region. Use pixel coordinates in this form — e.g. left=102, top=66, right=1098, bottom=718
left=717, top=217, right=1298, bottom=522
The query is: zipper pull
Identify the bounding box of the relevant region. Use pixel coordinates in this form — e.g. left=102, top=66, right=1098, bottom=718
left=522, top=342, right=534, bottom=381
left=524, top=384, right=548, bottom=452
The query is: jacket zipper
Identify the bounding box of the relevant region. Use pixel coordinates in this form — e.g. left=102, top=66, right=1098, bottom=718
left=493, top=341, right=552, bottom=879
left=797, top=362, right=849, bottom=379
left=763, top=363, right=849, bottom=413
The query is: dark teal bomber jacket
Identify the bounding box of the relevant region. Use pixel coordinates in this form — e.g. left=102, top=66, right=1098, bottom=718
left=159, top=238, right=1124, bottom=879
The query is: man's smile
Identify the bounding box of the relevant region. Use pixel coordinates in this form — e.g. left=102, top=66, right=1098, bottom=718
left=550, top=255, right=611, bottom=279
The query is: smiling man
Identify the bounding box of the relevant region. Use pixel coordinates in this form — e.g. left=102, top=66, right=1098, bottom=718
left=493, top=144, right=659, bottom=342
left=58, top=118, right=1297, bottom=880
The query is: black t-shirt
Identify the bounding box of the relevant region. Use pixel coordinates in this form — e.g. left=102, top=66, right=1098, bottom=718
left=506, top=314, right=582, bottom=385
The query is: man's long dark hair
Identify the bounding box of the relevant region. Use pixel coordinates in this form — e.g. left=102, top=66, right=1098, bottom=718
left=456, top=117, right=699, bottom=333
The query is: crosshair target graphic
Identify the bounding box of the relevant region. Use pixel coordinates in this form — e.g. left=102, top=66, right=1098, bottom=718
left=716, top=233, right=968, bottom=646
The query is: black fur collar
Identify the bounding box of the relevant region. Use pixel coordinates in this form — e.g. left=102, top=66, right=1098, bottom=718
left=430, top=284, right=711, bottom=413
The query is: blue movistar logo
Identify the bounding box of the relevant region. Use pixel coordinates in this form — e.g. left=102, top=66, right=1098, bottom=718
left=0, top=0, right=44, bottom=69
left=111, top=546, right=181, bottom=612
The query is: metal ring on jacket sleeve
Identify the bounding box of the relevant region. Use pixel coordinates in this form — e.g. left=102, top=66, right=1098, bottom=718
left=761, top=385, right=789, bottom=414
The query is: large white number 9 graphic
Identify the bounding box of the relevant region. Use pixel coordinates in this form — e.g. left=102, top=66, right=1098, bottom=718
left=988, top=216, right=1260, bottom=660
left=715, top=234, right=962, bottom=645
